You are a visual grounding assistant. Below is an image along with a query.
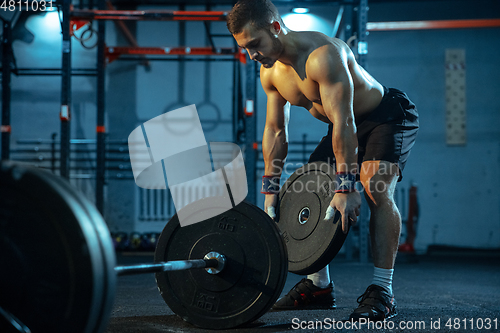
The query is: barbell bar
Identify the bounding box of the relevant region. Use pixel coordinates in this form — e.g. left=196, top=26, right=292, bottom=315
left=114, top=253, right=225, bottom=276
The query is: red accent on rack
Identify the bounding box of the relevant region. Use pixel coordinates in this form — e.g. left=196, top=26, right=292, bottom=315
left=105, top=46, right=238, bottom=63
left=71, top=10, right=227, bottom=22
left=0, top=125, right=12, bottom=133
left=367, top=19, right=500, bottom=31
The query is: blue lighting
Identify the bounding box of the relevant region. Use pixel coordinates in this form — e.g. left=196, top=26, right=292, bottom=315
left=282, top=13, right=331, bottom=34
left=292, top=8, right=310, bottom=14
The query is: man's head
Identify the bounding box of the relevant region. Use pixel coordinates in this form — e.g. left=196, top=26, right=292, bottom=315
left=227, top=0, right=285, bottom=68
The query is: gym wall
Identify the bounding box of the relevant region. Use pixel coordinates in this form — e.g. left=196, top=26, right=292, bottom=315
left=1, top=0, right=499, bottom=253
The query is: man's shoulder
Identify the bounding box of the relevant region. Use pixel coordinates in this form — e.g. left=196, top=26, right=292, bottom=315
left=308, top=38, right=348, bottom=60
left=298, top=32, right=345, bottom=50
left=260, top=64, right=275, bottom=88
left=306, top=39, right=351, bottom=74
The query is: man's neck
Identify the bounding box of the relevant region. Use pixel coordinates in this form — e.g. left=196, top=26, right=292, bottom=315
left=277, top=31, right=307, bottom=68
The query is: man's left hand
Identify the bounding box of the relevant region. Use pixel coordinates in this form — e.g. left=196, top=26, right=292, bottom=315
left=326, top=192, right=361, bottom=234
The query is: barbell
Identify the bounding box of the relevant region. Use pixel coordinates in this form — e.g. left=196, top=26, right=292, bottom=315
left=0, top=161, right=346, bottom=331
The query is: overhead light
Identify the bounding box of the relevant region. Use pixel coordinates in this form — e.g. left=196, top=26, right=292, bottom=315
left=282, top=13, right=330, bottom=33
left=292, top=8, right=309, bottom=14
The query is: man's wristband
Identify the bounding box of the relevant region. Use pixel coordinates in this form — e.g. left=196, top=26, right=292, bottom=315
left=335, top=172, right=357, bottom=193
left=261, top=176, right=280, bottom=194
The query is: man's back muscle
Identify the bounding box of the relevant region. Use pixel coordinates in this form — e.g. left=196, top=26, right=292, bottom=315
left=261, top=32, right=384, bottom=122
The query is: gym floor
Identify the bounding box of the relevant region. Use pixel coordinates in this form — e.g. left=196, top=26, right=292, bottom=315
left=106, top=249, right=500, bottom=333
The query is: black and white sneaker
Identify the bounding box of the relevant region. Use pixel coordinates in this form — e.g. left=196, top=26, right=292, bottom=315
left=349, top=284, right=397, bottom=320
left=272, top=278, right=336, bottom=310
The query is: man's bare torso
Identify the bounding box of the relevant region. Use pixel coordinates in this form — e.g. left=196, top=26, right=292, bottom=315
left=262, top=32, right=384, bottom=123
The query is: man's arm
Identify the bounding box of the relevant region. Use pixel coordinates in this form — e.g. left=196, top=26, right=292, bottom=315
left=308, top=44, right=361, bottom=233
left=261, top=68, right=289, bottom=177
left=260, top=67, right=288, bottom=219
left=308, top=45, right=358, bottom=174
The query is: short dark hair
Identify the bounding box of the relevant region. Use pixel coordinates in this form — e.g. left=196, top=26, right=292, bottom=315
left=227, top=0, right=283, bottom=35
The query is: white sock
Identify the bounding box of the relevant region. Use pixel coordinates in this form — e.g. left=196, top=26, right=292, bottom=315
left=371, top=266, right=394, bottom=295
left=307, top=265, right=331, bottom=289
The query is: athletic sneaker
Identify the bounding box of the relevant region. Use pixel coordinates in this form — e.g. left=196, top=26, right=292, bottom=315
left=272, top=278, right=336, bottom=310
left=349, top=284, right=397, bottom=320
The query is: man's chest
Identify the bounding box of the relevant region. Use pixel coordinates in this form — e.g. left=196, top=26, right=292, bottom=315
left=272, top=69, right=321, bottom=108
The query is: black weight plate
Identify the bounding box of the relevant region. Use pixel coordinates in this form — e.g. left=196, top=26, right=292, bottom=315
left=0, top=162, right=116, bottom=333
left=84, top=205, right=117, bottom=333
left=246, top=204, right=289, bottom=314
left=155, top=200, right=287, bottom=329
left=276, top=162, right=347, bottom=275
left=45, top=166, right=117, bottom=333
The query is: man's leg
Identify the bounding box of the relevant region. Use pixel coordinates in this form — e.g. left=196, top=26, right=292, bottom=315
left=349, top=160, right=399, bottom=320
left=272, top=127, right=337, bottom=311
left=307, top=265, right=331, bottom=288
left=272, top=134, right=336, bottom=310
left=361, top=160, right=400, bottom=270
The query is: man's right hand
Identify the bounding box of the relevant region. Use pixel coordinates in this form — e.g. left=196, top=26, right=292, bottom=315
left=327, top=191, right=361, bottom=234
left=264, top=193, right=279, bottom=220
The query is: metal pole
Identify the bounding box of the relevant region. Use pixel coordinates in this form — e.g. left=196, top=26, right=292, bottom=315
left=356, top=0, right=370, bottom=264
left=341, top=0, right=354, bottom=43
left=233, top=48, right=244, bottom=144
left=60, top=0, right=72, bottom=178
left=96, top=0, right=106, bottom=214
left=244, top=60, right=257, bottom=205
left=232, top=52, right=238, bottom=143
left=332, top=5, right=345, bottom=38
left=338, top=0, right=355, bottom=262
left=356, top=0, right=369, bottom=68
left=1, top=19, right=12, bottom=161
left=51, top=132, right=57, bottom=173
left=115, top=258, right=219, bottom=276
left=0, top=306, right=30, bottom=333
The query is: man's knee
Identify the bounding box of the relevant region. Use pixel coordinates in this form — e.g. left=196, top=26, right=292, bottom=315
left=360, top=161, right=399, bottom=206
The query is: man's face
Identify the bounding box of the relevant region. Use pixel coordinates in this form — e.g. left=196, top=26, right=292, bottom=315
left=233, top=23, right=283, bottom=68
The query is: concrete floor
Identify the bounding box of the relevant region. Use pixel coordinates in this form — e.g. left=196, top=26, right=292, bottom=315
left=105, top=250, right=500, bottom=332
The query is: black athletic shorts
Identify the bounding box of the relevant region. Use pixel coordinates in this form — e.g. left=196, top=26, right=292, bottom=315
left=308, top=86, right=419, bottom=181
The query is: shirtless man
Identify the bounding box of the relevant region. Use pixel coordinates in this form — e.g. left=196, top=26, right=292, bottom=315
left=227, top=0, right=418, bottom=321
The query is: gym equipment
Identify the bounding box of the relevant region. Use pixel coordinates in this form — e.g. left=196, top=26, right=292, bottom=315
left=0, top=162, right=285, bottom=332
left=0, top=162, right=116, bottom=333
left=0, top=161, right=347, bottom=331
left=155, top=198, right=287, bottom=329
left=276, top=162, right=348, bottom=275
